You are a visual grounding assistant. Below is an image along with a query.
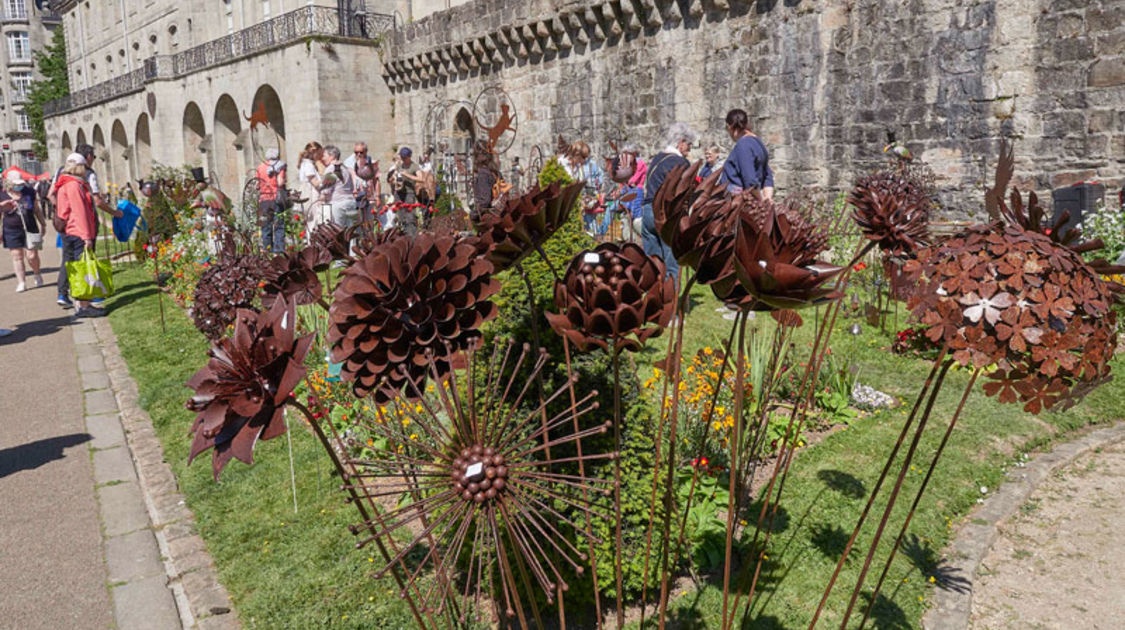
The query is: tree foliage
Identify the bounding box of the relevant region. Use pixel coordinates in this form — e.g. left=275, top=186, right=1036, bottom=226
left=27, top=28, right=70, bottom=159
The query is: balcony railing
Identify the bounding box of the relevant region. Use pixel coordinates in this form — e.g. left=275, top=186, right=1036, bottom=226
left=44, top=6, right=391, bottom=117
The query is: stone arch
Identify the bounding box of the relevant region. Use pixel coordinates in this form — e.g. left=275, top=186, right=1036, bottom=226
left=182, top=101, right=206, bottom=167
left=76, top=128, right=87, bottom=147
left=249, top=84, right=286, bottom=163
left=110, top=119, right=130, bottom=187
left=135, top=113, right=153, bottom=179
left=91, top=125, right=106, bottom=174
left=61, top=130, right=72, bottom=155
left=212, top=93, right=243, bottom=197
left=452, top=106, right=476, bottom=154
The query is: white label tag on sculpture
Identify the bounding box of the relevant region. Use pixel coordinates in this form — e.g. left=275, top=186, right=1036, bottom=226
left=583, top=253, right=601, bottom=264
left=466, top=462, right=484, bottom=480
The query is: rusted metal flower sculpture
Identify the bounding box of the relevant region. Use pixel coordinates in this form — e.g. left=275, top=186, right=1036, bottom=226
left=546, top=242, right=676, bottom=352
left=731, top=199, right=845, bottom=310
left=191, top=254, right=265, bottom=341
left=848, top=168, right=932, bottom=259
left=328, top=230, right=499, bottom=403
left=474, top=181, right=584, bottom=273
left=333, top=343, right=614, bottom=625
left=906, top=222, right=1117, bottom=413
left=260, top=247, right=329, bottom=309
left=185, top=299, right=312, bottom=480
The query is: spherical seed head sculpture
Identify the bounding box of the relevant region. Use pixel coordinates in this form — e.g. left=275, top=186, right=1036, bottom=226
left=191, top=254, right=266, bottom=341
left=185, top=299, right=312, bottom=480
left=849, top=168, right=933, bottom=259
left=334, top=343, right=614, bottom=623
left=906, top=222, right=1117, bottom=413
left=546, top=242, right=676, bottom=352
left=327, top=230, right=500, bottom=403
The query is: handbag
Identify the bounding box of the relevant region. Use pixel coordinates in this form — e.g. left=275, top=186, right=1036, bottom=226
left=19, top=207, right=42, bottom=250
left=66, top=249, right=115, bottom=301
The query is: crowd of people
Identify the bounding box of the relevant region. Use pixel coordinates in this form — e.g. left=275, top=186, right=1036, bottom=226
left=1, top=109, right=771, bottom=335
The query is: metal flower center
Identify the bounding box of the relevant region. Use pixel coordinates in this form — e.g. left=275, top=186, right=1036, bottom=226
left=451, top=444, right=508, bottom=504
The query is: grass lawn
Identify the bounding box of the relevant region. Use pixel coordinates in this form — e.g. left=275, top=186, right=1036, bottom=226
left=107, top=263, right=1124, bottom=629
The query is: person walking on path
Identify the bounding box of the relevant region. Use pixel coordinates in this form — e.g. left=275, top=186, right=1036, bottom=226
left=297, top=142, right=325, bottom=239
left=319, top=145, right=358, bottom=230
left=721, top=108, right=775, bottom=199
left=51, top=154, right=104, bottom=318
left=2, top=171, right=44, bottom=292
left=642, top=122, right=698, bottom=284
left=256, top=148, right=288, bottom=254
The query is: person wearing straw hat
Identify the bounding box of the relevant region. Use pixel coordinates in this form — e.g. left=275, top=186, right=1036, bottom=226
left=1, top=170, right=44, bottom=292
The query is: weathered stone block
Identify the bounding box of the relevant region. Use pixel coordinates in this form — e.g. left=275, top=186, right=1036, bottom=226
left=1089, top=57, right=1125, bottom=87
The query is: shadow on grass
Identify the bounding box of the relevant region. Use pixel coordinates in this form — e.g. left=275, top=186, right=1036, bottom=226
left=859, top=590, right=909, bottom=630
left=816, top=469, right=866, bottom=500
left=899, top=534, right=970, bottom=594
left=809, top=523, right=851, bottom=562
left=107, top=285, right=159, bottom=311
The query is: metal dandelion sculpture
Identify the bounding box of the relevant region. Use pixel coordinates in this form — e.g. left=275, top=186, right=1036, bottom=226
left=185, top=299, right=312, bottom=480
left=328, top=343, right=616, bottom=627
left=546, top=242, right=676, bottom=352
left=191, top=253, right=266, bottom=341
left=327, top=230, right=500, bottom=403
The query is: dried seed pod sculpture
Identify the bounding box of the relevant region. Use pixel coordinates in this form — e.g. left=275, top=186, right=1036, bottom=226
left=260, top=247, right=330, bottom=309
left=474, top=181, right=584, bottom=273
left=185, top=299, right=312, bottom=480
left=310, top=343, right=616, bottom=627
left=811, top=220, right=1119, bottom=630
left=848, top=168, right=933, bottom=259
left=328, top=230, right=500, bottom=403
left=191, top=254, right=266, bottom=341
left=546, top=242, right=676, bottom=352
left=310, top=221, right=356, bottom=262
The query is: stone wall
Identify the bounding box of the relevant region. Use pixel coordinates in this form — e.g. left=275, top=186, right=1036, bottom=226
left=384, top=0, right=1125, bottom=219
left=45, top=39, right=392, bottom=198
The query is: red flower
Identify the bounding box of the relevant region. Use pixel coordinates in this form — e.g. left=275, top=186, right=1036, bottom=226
left=854, top=262, right=868, bottom=271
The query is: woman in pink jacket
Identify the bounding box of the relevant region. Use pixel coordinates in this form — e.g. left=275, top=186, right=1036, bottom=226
left=52, top=153, right=101, bottom=318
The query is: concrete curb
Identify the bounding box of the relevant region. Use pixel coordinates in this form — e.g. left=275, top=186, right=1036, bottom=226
left=79, top=317, right=240, bottom=630
left=922, top=421, right=1125, bottom=630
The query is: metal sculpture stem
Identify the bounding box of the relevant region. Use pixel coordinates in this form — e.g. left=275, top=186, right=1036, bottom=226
left=517, top=263, right=553, bottom=461
left=837, top=358, right=956, bottom=628
left=561, top=335, right=604, bottom=630
left=654, top=274, right=696, bottom=630
left=285, top=400, right=438, bottom=630
left=856, top=367, right=981, bottom=630
left=806, top=345, right=951, bottom=630
left=612, top=346, right=625, bottom=630
left=640, top=273, right=695, bottom=628
left=718, top=311, right=749, bottom=629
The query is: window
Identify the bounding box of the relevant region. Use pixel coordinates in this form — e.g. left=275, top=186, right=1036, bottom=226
left=6, top=31, right=29, bottom=61
left=16, top=110, right=29, bottom=133
left=262, top=1, right=270, bottom=19
left=11, top=70, right=30, bottom=101
left=4, top=0, right=26, bottom=21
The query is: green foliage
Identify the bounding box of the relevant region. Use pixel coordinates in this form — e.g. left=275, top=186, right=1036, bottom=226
left=26, top=28, right=70, bottom=159
left=813, top=353, right=858, bottom=425
left=1080, top=199, right=1125, bottom=264
left=675, top=467, right=730, bottom=571
left=432, top=192, right=462, bottom=216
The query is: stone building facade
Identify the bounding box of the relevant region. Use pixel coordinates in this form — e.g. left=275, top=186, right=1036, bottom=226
left=1, top=0, right=60, bottom=173
left=384, top=0, right=1125, bottom=218
left=41, top=0, right=428, bottom=200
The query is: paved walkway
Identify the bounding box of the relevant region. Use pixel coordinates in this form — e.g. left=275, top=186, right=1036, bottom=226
left=971, top=440, right=1125, bottom=629
left=0, top=242, right=188, bottom=629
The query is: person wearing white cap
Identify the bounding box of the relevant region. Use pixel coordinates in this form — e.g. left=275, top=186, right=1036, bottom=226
left=51, top=153, right=104, bottom=317
left=256, top=147, right=288, bottom=253
left=1, top=170, right=44, bottom=292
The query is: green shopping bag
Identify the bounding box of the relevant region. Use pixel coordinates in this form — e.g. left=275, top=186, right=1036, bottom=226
left=67, top=250, right=115, bottom=301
